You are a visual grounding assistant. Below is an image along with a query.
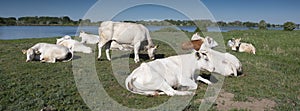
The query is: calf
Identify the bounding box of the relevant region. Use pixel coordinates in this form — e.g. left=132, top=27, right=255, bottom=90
left=22, top=43, right=73, bottom=63
left=231, top=38, right=256, bottom=54
left=125, top=50, right=215, bottom=96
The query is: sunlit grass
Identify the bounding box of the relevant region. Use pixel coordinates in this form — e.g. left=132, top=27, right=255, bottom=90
left=0, top=30, right=300, bottom=110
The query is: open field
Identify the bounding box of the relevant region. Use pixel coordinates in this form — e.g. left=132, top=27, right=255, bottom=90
left=0, top=30, right=300, bottom=110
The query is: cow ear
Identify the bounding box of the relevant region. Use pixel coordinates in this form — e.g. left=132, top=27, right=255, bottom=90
left=22, top=50, right=27, bottom=54
left=206, top=37, right=212, bottom=44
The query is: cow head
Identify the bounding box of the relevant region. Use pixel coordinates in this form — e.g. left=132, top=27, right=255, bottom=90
left=56, top=35, right=71, bottom=44
left=191, top=32, right=204, bottom=40
left=79, top=31, right=86, bottom=38
left=145, top=45, right=158, bottom=60
left=22, top=48, right=36, bottom=62
left=233, top=38, right=241, bottom=47
left=195, top=48, right=215, bottom=72
left=204, top=36, right=218, bottom=48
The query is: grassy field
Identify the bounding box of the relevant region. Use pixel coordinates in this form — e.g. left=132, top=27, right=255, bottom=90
left=0, top=30, right=300, bottom=110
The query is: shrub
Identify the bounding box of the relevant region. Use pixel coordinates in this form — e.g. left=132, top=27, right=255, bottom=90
left=283, top=22, right=296, bottom=31
left=258, top=20, right=267, bottom=30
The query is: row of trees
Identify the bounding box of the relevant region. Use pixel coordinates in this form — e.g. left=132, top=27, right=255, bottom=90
left=0, top=16, right=93, bottom=26
left=0, top=16, right=298, bottom=31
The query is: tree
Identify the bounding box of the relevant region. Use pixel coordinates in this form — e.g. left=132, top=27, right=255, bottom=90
left=283, top=22, right=296, bottom=31
left=258, top=20, right=267, bottom=30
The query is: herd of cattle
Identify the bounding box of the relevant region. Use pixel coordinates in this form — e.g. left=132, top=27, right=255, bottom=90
left=22, top=21, right=256, bottom=96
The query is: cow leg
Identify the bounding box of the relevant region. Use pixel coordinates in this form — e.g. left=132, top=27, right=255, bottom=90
left=179, top=78, right=198, bottom=90
left=97, top=43, right=104, bottom=60
left=159, top=82, right=194, bottom=96
left=133, top=42, right=141, bottom=63
left=196, top=76, right=212, bottom=85
left=105, top=48, right=111, bottom=61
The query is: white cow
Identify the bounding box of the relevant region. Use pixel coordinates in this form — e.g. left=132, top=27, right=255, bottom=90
left=79, top=31, right=100, bottom=44
left=98, top=21, right=157, bottom=63
left=200, top=45, right=242, bottom=76
left=227, top=38, right=235, bottom=48
left=191, top=33, right=218, bottom=48
left=56, top=35, right=92, bottom=53
left=22, top=43, right=73, bottom=63
left=232, top=38, right=256, bottom=54
left=125, top=50, right=215, bottom=96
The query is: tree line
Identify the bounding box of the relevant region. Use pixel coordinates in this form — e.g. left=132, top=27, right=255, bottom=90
left=0, top=16, right=299, bottom=31
left=0, top=16, right=95, bottom=26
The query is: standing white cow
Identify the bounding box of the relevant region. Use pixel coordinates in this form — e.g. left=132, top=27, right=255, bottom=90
left=22, top=43, right=73, bottom=63
left=125, top=49, right=215, bottom=96
left=98, top=21, right=157, bottom=63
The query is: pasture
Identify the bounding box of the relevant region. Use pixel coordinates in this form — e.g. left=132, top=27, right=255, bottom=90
left=0, top=30, right=299, bottom=110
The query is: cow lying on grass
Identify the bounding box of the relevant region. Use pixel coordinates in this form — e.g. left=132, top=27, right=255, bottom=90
left=22, top=43, right=73, bottom=63
left=79, top=31, right=100, bottom=44
left=191, top=33, right=219, bottom=48
left=125, top=49, right=215, bottom=96
left=56, top=35, right=92, bottom=54
left=182, top=38, right=242, bottom=76
left=200, top=45, right=242, bottom=76
left=230, top=38, right=256, bottom=54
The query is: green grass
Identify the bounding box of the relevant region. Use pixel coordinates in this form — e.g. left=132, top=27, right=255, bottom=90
left=0, top=30, right=300, bottom=110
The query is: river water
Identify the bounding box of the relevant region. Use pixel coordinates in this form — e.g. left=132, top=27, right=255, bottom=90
left=0, top=26, right=284, bottom=40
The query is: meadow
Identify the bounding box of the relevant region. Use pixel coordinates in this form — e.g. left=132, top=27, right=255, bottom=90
left=0, top=30, right=299, bottom=110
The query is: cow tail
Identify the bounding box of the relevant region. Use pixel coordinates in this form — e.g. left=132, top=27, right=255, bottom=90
left=126, top=77, right=136, bottom=92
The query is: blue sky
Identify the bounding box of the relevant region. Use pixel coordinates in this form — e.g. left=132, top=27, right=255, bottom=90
left=0, top=0, right=299, bottom=24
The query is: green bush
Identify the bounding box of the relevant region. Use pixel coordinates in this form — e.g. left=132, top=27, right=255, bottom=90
left=258, top=20, right=267, bottom=30
left=283, top=22, right=296, bottom=31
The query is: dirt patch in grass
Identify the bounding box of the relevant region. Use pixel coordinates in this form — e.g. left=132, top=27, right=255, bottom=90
left=215, top=90, right=276, bottom=111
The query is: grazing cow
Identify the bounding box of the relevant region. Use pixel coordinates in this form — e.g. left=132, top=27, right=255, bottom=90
left=22, top=43, right=73, bottom=63
left=191, top=33, right=218, bottom=48
left=125, top=49, right=215, bottom=96
left=98, top=21, right=157, bottom=63
left=56, top=36, right=92, bottom=53
left=200, top=45, right=242, bottom=76
left=232, top=38, right=256, bottom=54
left=79, top=31, right=100, bottom=44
